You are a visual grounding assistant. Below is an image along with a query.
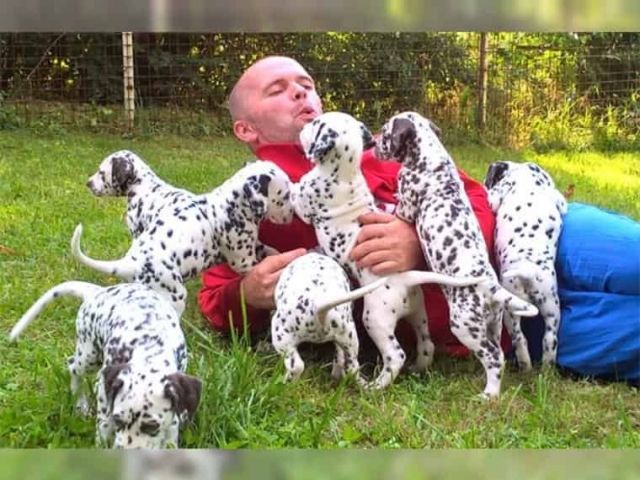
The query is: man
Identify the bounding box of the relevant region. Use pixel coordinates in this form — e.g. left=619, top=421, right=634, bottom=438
left=198, top=55, right=502, bottom=357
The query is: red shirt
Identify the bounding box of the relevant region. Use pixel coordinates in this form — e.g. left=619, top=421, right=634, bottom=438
left=198, top=144, right=507, bottom=357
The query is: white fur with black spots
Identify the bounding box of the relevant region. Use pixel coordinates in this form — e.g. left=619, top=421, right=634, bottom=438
left=485, top=160, right=567, bottom=369
left=377, top=111, right=539, bottom=398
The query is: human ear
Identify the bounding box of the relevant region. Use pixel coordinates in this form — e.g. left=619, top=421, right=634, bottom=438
left=233, top=119, right=259, bottom=145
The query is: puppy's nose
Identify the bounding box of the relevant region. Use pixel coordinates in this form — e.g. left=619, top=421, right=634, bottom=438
left=86, top=179, right=93, bottom=189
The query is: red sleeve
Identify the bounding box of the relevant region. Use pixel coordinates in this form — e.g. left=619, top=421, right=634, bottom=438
left=360, top=147, right=495, bottom=258
left=197, top=263, right=271, bottom=335
left=458, top=168, right=496, bottom=264
left=360, top=148, right=401, bottom=205
left=197, top=214, right=318, bottom=336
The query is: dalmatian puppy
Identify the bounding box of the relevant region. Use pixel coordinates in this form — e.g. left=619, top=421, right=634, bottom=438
left=293, top=112, right=486, bottom=389
left=9, top=281, right=201, bottom=448
left=273, top=251, right=485, bottom=383
left=75, top=151, right=293, bottom=315
left=376, top=111, right=539, bottom=398
left=123, top=450, right=234, bottom=480
left=272, top=252, right=363, bottom=382
left=484, top=160, right=568, bottom=369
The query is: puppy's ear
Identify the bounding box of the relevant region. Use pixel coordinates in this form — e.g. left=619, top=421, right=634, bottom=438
left=103, top=363, right=127, bottom=410
left=484, top=161, right=509, bottom=189
left=242, top=177, right=268, bottom=218
left=164, top=373, right=203, bottom=424
left=112, top=156, right=135, bottom=192
left=257, top=174, right=271, bottom=197
left=306, top=125, right=338, bottom=163
left=360, top=123, right=375, bottom=150
left=389, top=117, right=416, bottom=158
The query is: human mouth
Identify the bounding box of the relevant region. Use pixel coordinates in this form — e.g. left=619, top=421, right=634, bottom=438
left=297, top=106, right=317, bottom=120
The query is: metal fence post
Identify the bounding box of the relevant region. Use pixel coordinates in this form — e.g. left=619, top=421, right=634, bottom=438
left=122, top=32, right=135, bottom=133
left=477, top=32, right=489, bottom=131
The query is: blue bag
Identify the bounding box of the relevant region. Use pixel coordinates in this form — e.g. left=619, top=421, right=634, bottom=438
left=523, top=203, right=639, bottom=383
left=557, top=288, right=639, bottom=383
left=556, top=203, right=640, bottom=296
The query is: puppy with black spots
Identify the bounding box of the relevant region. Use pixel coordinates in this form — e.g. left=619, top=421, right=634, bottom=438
left=485, top=160, right=568, bottom=369
left=272, top=252, right=363, bottom=382
left=376, top=111, right=539, bottom=398
left=9, top=281, right=201, bottom=448
left=75, top=150, right=293, bottom=315
left=293, top=112, right=486, bottom=389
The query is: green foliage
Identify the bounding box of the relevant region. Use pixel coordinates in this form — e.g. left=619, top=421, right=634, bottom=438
left=484, top=32, right=640, bottom=150
left=1, top=32, right=638, bottom=150
left=0, top=92, right=23, bottom=129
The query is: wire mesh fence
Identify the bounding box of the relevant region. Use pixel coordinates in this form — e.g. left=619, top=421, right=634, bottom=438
left=0, top=32, right=638, bottom=148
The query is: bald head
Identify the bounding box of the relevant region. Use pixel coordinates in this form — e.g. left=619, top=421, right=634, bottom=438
left=229, top=56, right=306, bottom=122
left=228, top=56, right=323, bottom=151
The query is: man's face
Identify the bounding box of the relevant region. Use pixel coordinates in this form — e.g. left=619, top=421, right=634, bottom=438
left=235, top=58, right=323, bottom=147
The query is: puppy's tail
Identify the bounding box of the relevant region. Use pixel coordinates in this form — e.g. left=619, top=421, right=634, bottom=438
left=71, top=224, right=135, bottom=279
left=392, top=270, right=489, bottom=289
left=9, top=281, right=101, bottom=341
left=314, top=270, right=487, bottom=315
left=481, top=280, right=539, bottom=317
left=315, top=276, right=389, bottom=315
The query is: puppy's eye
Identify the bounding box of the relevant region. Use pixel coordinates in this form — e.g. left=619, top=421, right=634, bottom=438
left=140, top=420, right=160, bottom=436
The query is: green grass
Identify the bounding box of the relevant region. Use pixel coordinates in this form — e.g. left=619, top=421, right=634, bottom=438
left=0, top=130, right=638, bottom=448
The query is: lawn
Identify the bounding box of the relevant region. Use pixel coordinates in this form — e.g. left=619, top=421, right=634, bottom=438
left=0, top=129, right=638, bottom=448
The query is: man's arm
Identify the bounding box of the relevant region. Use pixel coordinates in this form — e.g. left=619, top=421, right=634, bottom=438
left=350, top=169, right=496, bottom=275
left=198, top=249, right=306, bottom=334
left=239, top=248, right=307, bottom=309
left=349, top=211, right=426, bottom=275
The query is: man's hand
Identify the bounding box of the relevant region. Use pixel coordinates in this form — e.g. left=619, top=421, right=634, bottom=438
left=349, top=212, right=425, bottom=275
left=240, top=248, right=307, bottom=310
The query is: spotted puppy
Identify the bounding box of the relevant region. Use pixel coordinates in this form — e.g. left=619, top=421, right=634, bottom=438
left=9, top=281, right=201, bottom=448
left=272, top=252, right=363, bottom=382
left=294, top=111, right=485, bottom=389
left=376, top=111, right=538, bottom=398
left=484, top=160, right=567, bottom=368
left=75, top=151, right=293, bottom=315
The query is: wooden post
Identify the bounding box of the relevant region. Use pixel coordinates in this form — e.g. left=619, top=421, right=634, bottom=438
left=477, top=32, right=489, bottom=131
left=122, top=32, right=135, bottom=133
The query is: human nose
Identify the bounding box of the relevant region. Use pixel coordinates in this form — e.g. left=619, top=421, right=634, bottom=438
left=291, top=83, right=307, bottom=100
